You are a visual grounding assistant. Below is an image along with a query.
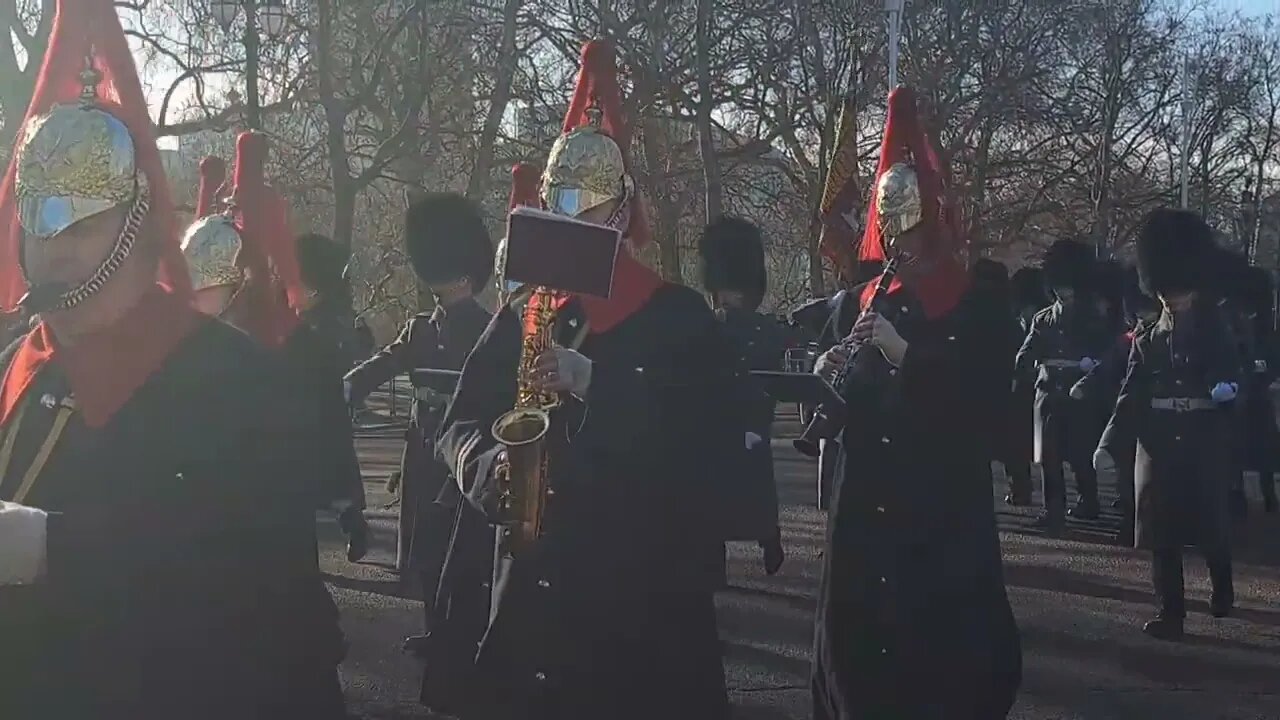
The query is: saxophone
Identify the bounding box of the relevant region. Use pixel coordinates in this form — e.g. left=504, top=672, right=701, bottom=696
left=491, top=286, right=560, bottom=553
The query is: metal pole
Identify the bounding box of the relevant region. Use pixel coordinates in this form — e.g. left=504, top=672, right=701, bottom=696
left=1179, top=56, right=1193, bottom=210
left=243, top=0, right=262, bottom=129
left=886, top=0, right=903, bottom=91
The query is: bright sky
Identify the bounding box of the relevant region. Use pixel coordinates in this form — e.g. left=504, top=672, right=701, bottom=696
left=1227, top=0, right=1280, bottom=14
left=121, top=0, right=1280, bottom=151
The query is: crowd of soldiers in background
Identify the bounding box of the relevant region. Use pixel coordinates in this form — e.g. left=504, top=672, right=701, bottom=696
left=785, top=241, right=1279, bottom=537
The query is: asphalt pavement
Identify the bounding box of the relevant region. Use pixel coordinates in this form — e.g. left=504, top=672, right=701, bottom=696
left=323, top=403, right=1280, bottom=720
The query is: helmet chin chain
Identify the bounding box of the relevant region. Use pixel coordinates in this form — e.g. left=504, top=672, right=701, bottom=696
left=22, top=191, right=149, bottom=314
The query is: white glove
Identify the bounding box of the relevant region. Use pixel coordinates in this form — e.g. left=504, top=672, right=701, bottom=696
left=1210, top=381, right=1238, bottom=403
left=0, top=502, right=47, bottom=586
left=342, top=379, right=353, bottom=406
left=533, top=347, right=594, bottom=400
left=1079, top=357, right=1099, bottom=373
left=745, top=431, right=763, bottom=449
left=1093, top=448, right=1115, bottom=475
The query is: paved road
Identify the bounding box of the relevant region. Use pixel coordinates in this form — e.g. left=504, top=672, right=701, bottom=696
left=325, top=408, right=1280, bottom=719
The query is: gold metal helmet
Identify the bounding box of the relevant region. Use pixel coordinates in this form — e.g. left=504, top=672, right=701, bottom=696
left=874, top=162, right=923, bottom=241
left=540, top=107, right=632, bottom=218
left=180, top=213, right=243, bottom=292
left=15, top=65, right=146, bottom=241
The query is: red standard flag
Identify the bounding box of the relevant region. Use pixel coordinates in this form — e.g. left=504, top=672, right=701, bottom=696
left=818, top=96, right=862, bottom=282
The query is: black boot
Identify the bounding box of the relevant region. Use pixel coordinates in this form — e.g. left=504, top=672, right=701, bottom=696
left=342, top=508, right=369, bottom=563
left=1208, top=552, right=1234, bottom=618
left=1068, top=499, right=1100, bottom=520
left=1150, top=548, right=1186, bottom=640
left=1261, top=474, right=1278, bottom=513
left=1142, top=614, right=1185, bottom=641
left=1005, top=491, right=1031, bottom=507
left=1032, top=512, right=1065, bottom=536
left=403, top=634, right=431, bottom=659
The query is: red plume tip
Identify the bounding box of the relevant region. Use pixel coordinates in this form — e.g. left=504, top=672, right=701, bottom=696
left=234, top=131, right=269, bottom=186
left=199, top=156, right=226, bottom=177
left=580, top=39, right=616, bottom=73
left=509, top=162, right=541, bottom=211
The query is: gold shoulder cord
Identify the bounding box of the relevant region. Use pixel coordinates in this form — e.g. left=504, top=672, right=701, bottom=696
left=0, top=396, right=76, bottom=504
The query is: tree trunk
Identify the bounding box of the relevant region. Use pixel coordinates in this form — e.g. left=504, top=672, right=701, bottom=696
left=464, top=0, right=523, bottom=201
left=634, top=0, right=683, bottom=282
left=694, top=0, right=723, bottom=222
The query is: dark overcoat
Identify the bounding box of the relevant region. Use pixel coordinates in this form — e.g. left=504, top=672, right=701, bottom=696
left=1097, top=304, right=1240, bottom=551
left=345, top=298, right=491, bottom=572
left=1014, top=302, right=1114, bottom=464
left=282, top=322, right=365, bottom=511
left=812, top=283, right=1022, bottom=720
left=434, top=284, right=742, bottom=720
left=716, top=307, right=802, bottom=540
left=0, top=318, right=346, bottom=720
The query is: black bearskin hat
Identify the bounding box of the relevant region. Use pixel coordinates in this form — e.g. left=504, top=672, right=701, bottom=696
left=698, top=215, right=768, bottom=311
left=972, top=258, right=1009, bottom=289
left=1011, top=266, right=1049, bottom=310
left=1042, top=239, right=1095, bottom=290
left=296, top=232, right=350, bottom=297
left=1094, top=260, right=1125, bottom=303
left=1121, top=265, right=1158, bottom=317
left=404, top=192, right=494, bottom=287
left=1135, top=209, right=1214, bottom=297
left=1211, top=248, right=1252, bottom=301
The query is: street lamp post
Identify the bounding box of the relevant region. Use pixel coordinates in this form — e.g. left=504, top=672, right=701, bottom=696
left=885, top=0, right=907, bottom=91
left=210, top=0, right=288, bottom=129
left=1179, top=55, right=1196, bottom=210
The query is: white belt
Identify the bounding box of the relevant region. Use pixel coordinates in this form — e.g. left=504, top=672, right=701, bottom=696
left=1150, top=397, right=1215, bottom=412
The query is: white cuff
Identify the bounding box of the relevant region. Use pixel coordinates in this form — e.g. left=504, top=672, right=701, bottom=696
left=0, top=502, right=47, bottom=586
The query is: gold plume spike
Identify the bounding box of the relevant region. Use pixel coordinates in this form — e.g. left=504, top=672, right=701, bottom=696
left=79, top=51, right=102, bottom=106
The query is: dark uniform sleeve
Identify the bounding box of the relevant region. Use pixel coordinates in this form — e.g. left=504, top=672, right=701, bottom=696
left=1097, top=337, right=1149, bottom=461
left=436, top=311, right=519, bottom=518
left=1012, top=311, right=1047, bottom=390
left=1070, top=332, right=1130, bottom=401
left=345, top=316, right=436, bottom=403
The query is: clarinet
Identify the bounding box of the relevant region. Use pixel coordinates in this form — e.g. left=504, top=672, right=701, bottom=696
left=793, top=253, right=902, bottom=458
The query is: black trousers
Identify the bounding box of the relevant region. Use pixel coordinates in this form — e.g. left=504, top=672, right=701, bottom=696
left=1151, top=546, right=1233, bottom=618
left=1041, top=454, right=1098, bottom=519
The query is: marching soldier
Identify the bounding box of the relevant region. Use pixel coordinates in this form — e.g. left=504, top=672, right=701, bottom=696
left=698, top=215, right=791, bottom=577
left=970, top=258, right=1023, bottom=502
left=182, top=133, right=370, bottom=561
left=810, top=87, right=1021, bottom=720
left=433, top=40, right=738, bottom=720
left=1212, top=250, right=1279, bottom=516
left=1006, top=266, right=1049, bottom=505
left=1239, top=264, right=1279, bottom=513
left=344, top=193, right=493, bottom=611
left=0, top=0, right=346, bottom=715
left=1072, top=267, right=1155, bottom=541
left=1095, top=209, right=1238, bottom=640
left=1015, top=240, right=1112, bottom=532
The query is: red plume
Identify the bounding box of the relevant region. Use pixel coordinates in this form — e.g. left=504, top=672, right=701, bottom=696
left=509, top=163, right=541, bottom=211
left=857, top=87, right=968, bottom=319
left=858, top=87, right=948, bottom=263
left=0, top=0, right=191, bottom=311
left=195, top=156, right=226, bottom=218
left=554, top=40, right=663, bottom=334
left=231, top=130, right=299, bottom=346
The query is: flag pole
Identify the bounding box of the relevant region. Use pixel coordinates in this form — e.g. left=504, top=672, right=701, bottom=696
left=1180, top=55, right=1195, bottom=210
left=886, top=0, right=905, bottom=91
